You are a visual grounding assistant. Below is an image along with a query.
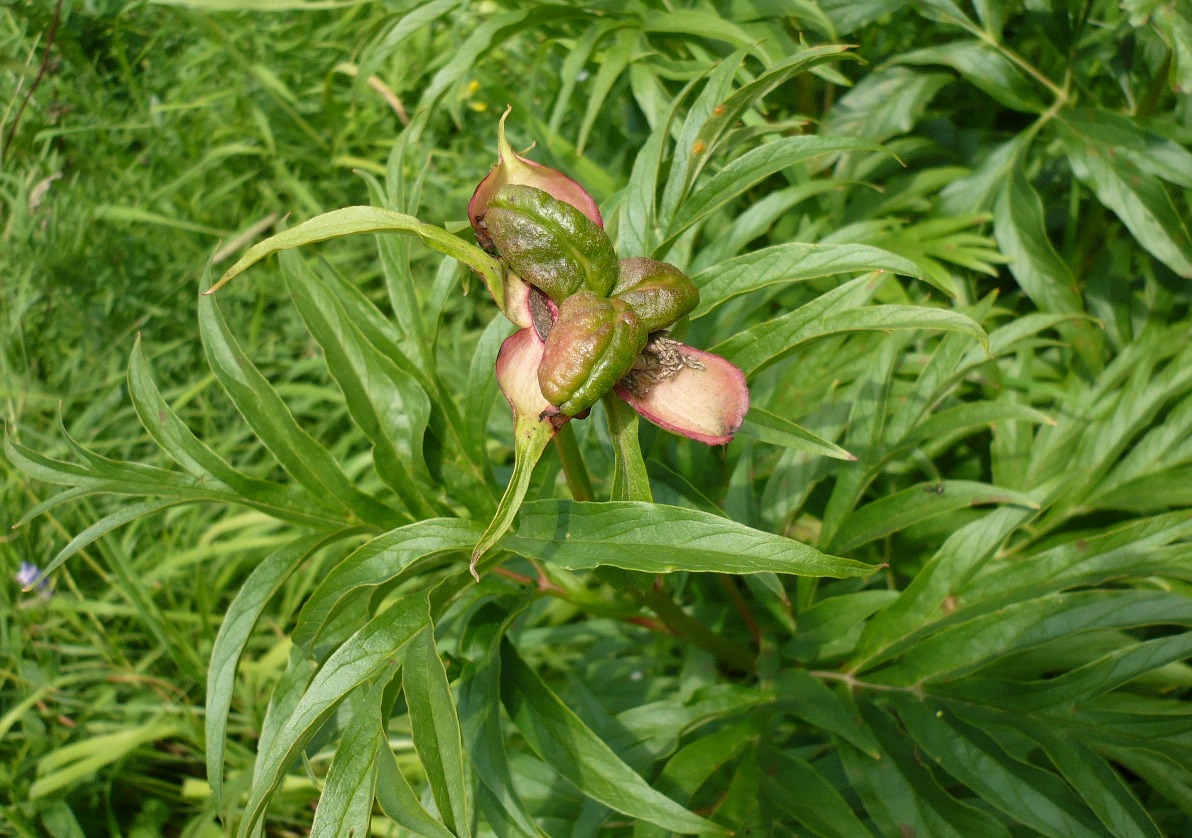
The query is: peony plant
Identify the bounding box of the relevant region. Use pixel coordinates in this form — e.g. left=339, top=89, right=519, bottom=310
left=466, top=110, right=749, bottom=567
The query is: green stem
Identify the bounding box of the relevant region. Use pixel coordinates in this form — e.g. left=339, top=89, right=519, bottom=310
left=977, top=29, right=1069, bottom=104
left=635, top=583, right=757, bottom=674
left=602, top=393, right=652, bottom=502
left=810, top=669, right=923, bottom=697
left=553, top=422, right=594, bottom=502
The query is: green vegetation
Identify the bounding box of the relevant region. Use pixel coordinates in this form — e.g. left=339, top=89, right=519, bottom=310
left=3, top=1, right=1191, bottom=836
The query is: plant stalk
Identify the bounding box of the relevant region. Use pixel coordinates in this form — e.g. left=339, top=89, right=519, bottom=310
left=553, top=422, right=595, bottom=502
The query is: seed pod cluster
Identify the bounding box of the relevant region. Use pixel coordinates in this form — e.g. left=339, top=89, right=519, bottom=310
left=471, top=119, right=702, bottom=419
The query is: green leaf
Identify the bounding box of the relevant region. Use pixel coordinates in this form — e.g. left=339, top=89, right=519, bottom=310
left=281, top=253, right=435, bottom=517
left=842, top=701, right=1011, bottom=838
left=851, top=504, right=1041, bottom=669
left=897, top=40, right=1048, bottom=112
left=251, top=646, right=317, bottom=790
left=1062, top=128, right=1192, bottom=277
left=940, top=134, right=1029, bottom=215
left=208, top=205, right=507, bottom=318
left=710, top=273, right=880, bottom=374
left=417, top=7, right=588, bottom=119
left=968, top=708, right=1165, bottom=838
left=357, top=1, right=462, bottom=98
left=897, top=401, right=1057, bottom=453
left=614, top=73, right=693, bottom=257
left=632, top=721, right=760, bottom=838
left=127, top=339, right=342, bottom=528
left=665, top=136, right=884, bottom=246
left=237, top=597, right=429, bottom=838
left=403, top=624, right=471, bottom=837
left=198, top=279, right=401, bottom=529
left=824, top=66, right=952, bottom=143
left=784, top=590, right=900, bottom=662
left=548, top=21, right=618, bottom=137
left=915, top=0, right=980, bottom=29
left=1017, top=632, right=1192, bottom=711
left=500, top=640, right=726, bottom=835
left=657, top=47, right=750, bottom=227
left=466, top=314, right=516, bottom=464
left=641, top=8, right=759, bottom=49
left=472, top=413, right=556, bottom=574
left=608, top=685, right=770, bottom=769
left=458, top=606, right=550, bottom=838
left=892, top=697, right=1106, bottom=838
left=765, top=753, right=872, bottom=837
left=690, top=181, right=847, bottom=270
left=689, top=44, right=853, bottom=186
left=30, top=719, right=183, bottom=800
left=575, top=29, right=639, bottom=156
left=777, top=670, right=881, bottom=757
left=206, top=532, right=345, bottom=815
left=968, top=511, right=1192, bottom=602
left=820, top=0, right=906, bottom=34
left=42, top=498, right=184, bottom=579
left=375, top=745, right=457, bottom=838
left=1156, top=4, right=1192, bottom=93
left=1100, top=749, right=1192, bottom=824
left=994, top=164, right=1085, bottom=316
left=737, top=407, right=856, bottom=461
left=293, top=518, right=483, bottom=650
left=871, top=590, right=1192, bottom=686
left=718, top=298, right=988, bottom=377
left=691, top=242, right=922, bottom=319
left=831, top=480, right=1039, bottom=553
left=1092, top=464, right=1192, bottom=512
left=1060, top=109, right=1192, bottom=189
left=503, top=500, right=876, bottom=578
left=309, top=682, right=385, bottom=838
left=376, top=739, right=455, bottom=838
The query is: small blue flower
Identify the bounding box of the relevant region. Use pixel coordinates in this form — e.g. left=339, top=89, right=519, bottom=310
left=16, top=561, right=46, bottom=591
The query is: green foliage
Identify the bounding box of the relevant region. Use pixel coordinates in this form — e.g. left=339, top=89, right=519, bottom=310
left=4, top=0, right=1191, bottom=836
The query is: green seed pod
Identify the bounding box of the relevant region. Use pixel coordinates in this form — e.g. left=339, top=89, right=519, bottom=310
left=468, top=107, right=603, bottom=253
left=612, top=257, right=700, bottom=333
left=538, top=291, right=647, bottom=416
left=483, top=185, right=619, bottom=302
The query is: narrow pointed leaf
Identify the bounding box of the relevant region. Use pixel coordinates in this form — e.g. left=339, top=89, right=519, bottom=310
left=666, top=136, right=883, bottom=243
left=127, top=340, right=341, bottom=527
left=603, top=393, right=655, bottom=502
left=503, top=500, right=876, bottom=578
left=766, top=753, right=871, bottom=837
left=692, top=242, right=922, bottom=319
left=375, top=745, right=457, bottom=838
left=293, top=519, right=483, bottom=650
left=198, top=281, right=401, bottom=529
left=718, top=299, right=988, bottom=378
left=403, top=624, right=471, bottom=837
left=207, top=532, right=347, bottom=814
left=472, top=415, right=555, bottom=573
left=237, top=597, right=429, bottom=838
left=309, top=682, right=386, bottom=838
left=832, top=480, right=1039, bottom=553
left=208, top=205, right=508, bottom=317
left=282, top=253, right=434, bottom=515
left=738, top=407, right=856, bottom=460
left=893, top=697, right=1107, bottom=838
left=500, top=641, right=726, bottom=835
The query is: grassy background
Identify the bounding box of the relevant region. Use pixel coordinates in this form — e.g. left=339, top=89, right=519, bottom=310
left=4, top=0, right=1191, bottom=835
